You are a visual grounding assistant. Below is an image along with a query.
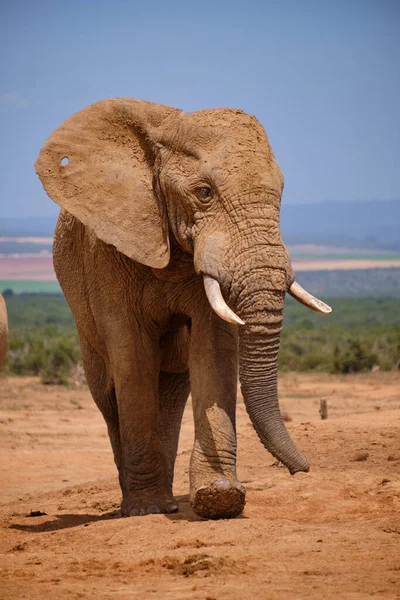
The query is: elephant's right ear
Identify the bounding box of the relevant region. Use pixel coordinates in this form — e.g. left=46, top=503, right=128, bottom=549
left=35, top=98, right=179, bottom=268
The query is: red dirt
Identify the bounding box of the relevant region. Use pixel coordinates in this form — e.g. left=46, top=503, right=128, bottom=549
left=1, top=372, right=400, bottom=599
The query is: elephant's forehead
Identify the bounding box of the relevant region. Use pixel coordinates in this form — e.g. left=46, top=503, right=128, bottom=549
left=188, top=109, right=280, bottom=169
left=188, top=108, right=271, bottom=147
left=205, top=138, right=283, bottom=191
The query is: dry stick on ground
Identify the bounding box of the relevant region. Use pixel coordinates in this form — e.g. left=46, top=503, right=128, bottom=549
left=319, top=399, right=328, bottom=420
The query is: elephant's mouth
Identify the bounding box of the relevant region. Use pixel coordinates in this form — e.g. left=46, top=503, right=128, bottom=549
left=202, top=273, right=332, bottom=325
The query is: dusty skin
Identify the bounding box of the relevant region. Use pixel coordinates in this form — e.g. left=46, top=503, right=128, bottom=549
left=1, top=372, right=400, bottom=599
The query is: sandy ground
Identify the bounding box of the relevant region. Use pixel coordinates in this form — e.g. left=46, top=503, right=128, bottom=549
left=1, top=373, right=400, bottom=599
left=1, top=255, right=400, bottom=281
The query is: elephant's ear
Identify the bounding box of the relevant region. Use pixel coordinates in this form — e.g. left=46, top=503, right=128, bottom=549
left=35, top=98, right=179, bottom=268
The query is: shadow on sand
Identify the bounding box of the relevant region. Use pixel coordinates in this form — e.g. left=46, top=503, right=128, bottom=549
left=10, top=510, right=118, bottom=533
left=9, top=493, right=247, bottom=533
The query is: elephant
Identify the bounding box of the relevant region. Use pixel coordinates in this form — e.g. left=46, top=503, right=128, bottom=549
left=0, top=293, right=8, bottom=370
left=35, top=99, right=331, bottom=520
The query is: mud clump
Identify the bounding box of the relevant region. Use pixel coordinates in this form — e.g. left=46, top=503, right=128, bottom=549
left=141, top=553, right=239, bottom=578
left=351, top=451, right=369, bottom=462
left=27, top=510, right=47, bottom=517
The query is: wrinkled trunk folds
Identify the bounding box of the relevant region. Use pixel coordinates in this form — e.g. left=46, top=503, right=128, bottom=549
left=231, top=260, right=309, bottom=474
left=239, top=322, right=309, bottom=474
left=197, top=199, right=313, bottom=473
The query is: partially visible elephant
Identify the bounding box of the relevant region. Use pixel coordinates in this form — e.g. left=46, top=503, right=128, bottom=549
left=35, top=99, right=331, bottom=519
left=0, top=293, right=8, bottom=370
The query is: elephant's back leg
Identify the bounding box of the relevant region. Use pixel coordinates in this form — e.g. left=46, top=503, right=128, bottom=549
left=79, top=334, right=121, bottom=470
left=159, top=317, right=191, bottom=492
left=159, top=370, right=190, bottom=493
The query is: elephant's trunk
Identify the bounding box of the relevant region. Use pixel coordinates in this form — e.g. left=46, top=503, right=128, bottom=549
left=238, top=320, right=309, bottom=474
left=230, top=261, right=309, bottom=474
left=197, top=203, right=330, bottom=473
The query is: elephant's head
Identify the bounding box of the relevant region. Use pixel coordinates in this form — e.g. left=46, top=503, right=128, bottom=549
left=36, top=99, right=331, bottom=474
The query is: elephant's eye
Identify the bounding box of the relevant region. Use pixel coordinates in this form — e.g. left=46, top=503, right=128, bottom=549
left=196, top=187, right=213, bottom=201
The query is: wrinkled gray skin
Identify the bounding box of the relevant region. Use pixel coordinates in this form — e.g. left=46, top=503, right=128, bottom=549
left=35, top=99, right=325, bottom=519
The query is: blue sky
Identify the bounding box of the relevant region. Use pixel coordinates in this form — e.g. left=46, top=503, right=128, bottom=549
left=0, top=0, right=399, bottom=218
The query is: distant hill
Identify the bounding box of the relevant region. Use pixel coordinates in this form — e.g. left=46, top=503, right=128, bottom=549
left=281, top=199, right=400, bottom=249
left=293, top=267, right=400, bottom=298
left=1, top=199, right=399, bottom=249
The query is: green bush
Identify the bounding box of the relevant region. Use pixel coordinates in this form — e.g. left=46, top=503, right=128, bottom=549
left=279, top=297, right=400, bottom=373
left=331, top=340, right=378, bottom=374
left=2, top=294, right=400, bottom=380
left=4, top=325, right=81, bottom=385
left=2, top=295, right=80, bottom=385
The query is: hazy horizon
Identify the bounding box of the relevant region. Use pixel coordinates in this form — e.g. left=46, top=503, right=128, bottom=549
left=1, top=196, right=400, bottom=223
left=1, top=0, right=399, bottom=218
left=1, top=199, right=399, bottom=249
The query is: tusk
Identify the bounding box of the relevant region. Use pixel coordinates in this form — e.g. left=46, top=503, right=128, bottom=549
left=203, top=275, right=245, bottom=326
left=289, top=281, right=332, bottom=314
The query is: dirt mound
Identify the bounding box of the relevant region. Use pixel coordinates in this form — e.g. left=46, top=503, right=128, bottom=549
left=0, top=373, right=399, bottom=599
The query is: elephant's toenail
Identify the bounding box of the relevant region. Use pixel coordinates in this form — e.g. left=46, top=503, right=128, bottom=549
left=214, top=479, right=232, bottom=489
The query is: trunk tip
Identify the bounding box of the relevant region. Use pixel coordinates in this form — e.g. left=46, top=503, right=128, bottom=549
left=288, top=462, right=310, bottom=475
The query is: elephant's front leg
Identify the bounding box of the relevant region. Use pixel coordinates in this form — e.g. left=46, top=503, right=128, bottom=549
left=111, top=336, right=176, bottom=517
left=189, top=311, right=245, bottom=519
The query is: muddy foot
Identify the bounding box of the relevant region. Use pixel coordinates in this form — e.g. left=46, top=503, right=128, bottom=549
left=191, top=479, right=246, bottom=519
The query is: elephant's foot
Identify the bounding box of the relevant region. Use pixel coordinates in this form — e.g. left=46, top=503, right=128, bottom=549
left=191, top=479, right=246, bottom=520
left=120, top=492, right=178, bottom=517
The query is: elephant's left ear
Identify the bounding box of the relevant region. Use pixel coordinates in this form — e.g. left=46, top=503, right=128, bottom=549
left=35, top=98, right=180, bottom=268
